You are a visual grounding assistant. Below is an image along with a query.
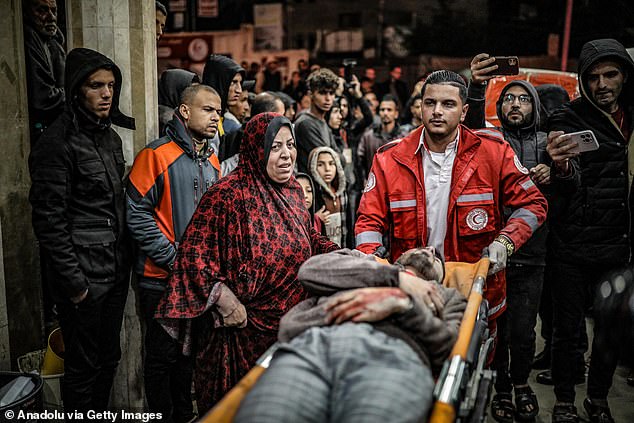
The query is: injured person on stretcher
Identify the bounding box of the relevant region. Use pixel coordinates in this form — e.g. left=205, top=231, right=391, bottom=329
left=235, top=247, right=468, bottom=423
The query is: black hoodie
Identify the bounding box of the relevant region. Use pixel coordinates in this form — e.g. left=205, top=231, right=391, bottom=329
left=158, top=69, right=200, bottom=134
left=548, top=38, right=634, bottom=265
left=64, top=48, right=135, bottom=130
left=29, top=48, right=135, bottom=300
left=202, top=54, right=245, bottom=115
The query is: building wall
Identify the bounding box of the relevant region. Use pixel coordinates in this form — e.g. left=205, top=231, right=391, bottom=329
left=0, top=0, right=43, bottom=370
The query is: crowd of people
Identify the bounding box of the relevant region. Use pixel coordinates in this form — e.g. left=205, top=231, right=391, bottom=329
left=21, top=0, right=634, bottom=422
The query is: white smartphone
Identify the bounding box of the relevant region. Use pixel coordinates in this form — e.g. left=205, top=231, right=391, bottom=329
left=567, top=130, right=599, bottom=154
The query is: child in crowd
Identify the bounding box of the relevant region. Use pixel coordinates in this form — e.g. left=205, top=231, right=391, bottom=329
left=308, top=146, right=351, bottom=248
left=296, top=172, right=323, bottom=234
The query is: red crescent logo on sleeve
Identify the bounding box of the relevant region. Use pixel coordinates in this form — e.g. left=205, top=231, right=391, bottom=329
left=364, top=172, right=376, bottom=193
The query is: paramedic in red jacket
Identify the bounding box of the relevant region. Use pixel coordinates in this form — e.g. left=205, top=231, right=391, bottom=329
left=355, top=70, right=548, bottom=335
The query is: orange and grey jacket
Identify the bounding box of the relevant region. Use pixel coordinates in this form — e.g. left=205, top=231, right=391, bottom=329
left=127, top=113, right=221, bottom=289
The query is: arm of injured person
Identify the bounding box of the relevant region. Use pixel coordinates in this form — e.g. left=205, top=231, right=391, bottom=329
left=392, top=287, right=467, bottom=371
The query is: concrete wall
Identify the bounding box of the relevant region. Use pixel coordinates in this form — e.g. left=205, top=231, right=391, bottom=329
left=0, top=0, right=43, bottom=370
left=0, top=223, right=11, bottom=370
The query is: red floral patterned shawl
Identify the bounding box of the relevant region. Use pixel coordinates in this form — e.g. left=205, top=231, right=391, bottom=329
left=155, top=112, right=337, bottom=411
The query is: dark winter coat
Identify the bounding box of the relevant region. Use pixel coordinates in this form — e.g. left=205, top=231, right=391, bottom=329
left=548, top=38, right=634, bottom=265
left=29, top=48, right=135, bottom=301
left=23, top=24, right=66, bottom=138
left=465, top=80, right=580, bottom=265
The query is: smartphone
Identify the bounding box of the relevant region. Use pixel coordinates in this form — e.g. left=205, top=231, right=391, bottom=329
left=489, top=56, right=520, bottom=76
left=567, top=130, right=599, bottom=153
left=343, top=58, right=357, bottom=83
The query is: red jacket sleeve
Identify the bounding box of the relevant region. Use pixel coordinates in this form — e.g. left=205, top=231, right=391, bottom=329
left=354, top=154, right=390, bottom=254
left=497, top=143, right=548, bottom=250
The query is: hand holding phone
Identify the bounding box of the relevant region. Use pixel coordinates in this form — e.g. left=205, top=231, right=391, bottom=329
left=489, top=56, right=520, bottom=76
left=470, top=53, right=497, bottom=85
left=567, top=130, right=599, bottom=153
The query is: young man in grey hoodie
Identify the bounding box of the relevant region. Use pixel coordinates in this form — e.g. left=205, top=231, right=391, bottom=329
left=235, top=247, right=466, bottom=423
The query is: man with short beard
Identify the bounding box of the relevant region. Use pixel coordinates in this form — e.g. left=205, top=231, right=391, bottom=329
left=127, top=84, right=222, bottom=423
left=155, top=1, right=167, bottom=43
left=357, top=94, right=407, bottom=183
left=541, top=39, right=633, bottom=423
left=202, top=54, right=246, bottom=137
left=466, top=67, right=560, bottom=422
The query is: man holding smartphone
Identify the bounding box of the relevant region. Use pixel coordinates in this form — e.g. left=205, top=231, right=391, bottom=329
left=465, top=63, right=581, bottom=422
left=543, top=39, right=634, bottom=423
left=471, top=42, right=633, bottom=422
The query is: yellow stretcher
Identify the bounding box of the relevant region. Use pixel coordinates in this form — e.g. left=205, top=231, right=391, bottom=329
left=202, top=258, right=495, bottom=423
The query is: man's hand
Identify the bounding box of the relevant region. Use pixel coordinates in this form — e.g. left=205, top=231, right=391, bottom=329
left=398, top=271, right=444, bottom=316
left=547, top=131, right=579, bottom=175
left=70, top=288, right=89, bottom=304
left=530, top=163, right=551, bottom=185
left=486, top=240, right=508, bottom=275
left=324, top=287, right=411, bottom=324
left=316, top=206, right=331, bottom=225
left=347, top=74, right=363, bottom=99
left=470, top=53, right=497, bottom=86
left=215, top=284, right=248, bottom=328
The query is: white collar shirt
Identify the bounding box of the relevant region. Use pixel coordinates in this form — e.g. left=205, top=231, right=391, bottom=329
left=418, top=129, right=459, bottom=259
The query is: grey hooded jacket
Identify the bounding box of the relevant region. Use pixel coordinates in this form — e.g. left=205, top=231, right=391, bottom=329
left=466, top=81, right=549, bottom=264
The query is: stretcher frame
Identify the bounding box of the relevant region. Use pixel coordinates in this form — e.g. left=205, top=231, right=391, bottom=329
left=202, top=258, right=496, bottom=423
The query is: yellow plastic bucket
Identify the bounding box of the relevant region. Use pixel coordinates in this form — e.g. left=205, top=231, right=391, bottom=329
left=41, top=328, right=64, bottom=376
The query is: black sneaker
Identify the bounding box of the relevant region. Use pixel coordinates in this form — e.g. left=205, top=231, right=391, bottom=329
left=583, top=398, right=615, bottom=423
left=552, top=404, right=578, bottom=423
left=532, top=347, right=551, bottom=370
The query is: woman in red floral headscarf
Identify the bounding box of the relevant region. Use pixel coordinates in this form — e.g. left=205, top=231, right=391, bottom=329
left=155, top=112, right=338, bottom=412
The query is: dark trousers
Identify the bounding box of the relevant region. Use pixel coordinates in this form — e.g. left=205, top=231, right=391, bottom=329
left=550, top=261, right=620, bottom=403
left=538, top=263, right=554, bottom=348
left=56, top=280, right=128, bottom=415
left=493, top=264, right=544, bottom=392
left=140, top=287, right=194, bottom=423
left=539, top=262, right=589, bottom=359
